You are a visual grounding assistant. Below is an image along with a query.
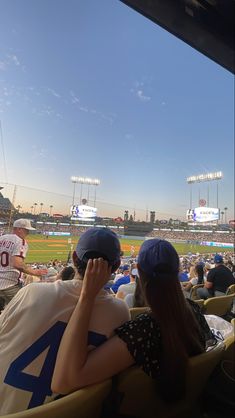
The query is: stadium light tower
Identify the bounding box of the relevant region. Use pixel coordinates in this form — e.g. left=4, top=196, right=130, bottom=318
left=70, top=176, right=100, bottom=206
left=71, top=176, right=78, bottom=206
left=186, top=171, right=223, bottom=210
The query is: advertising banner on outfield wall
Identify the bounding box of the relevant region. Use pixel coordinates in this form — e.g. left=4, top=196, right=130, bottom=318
left=200, top=241, right=234, bottom=248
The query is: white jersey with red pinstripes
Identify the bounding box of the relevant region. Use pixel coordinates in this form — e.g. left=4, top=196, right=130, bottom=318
left=0, top=234, right=28, bottom=290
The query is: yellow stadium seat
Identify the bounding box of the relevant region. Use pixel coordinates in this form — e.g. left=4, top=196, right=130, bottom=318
left=190, top=284, right=204, bottom=300
left=203, top=294, right=234, bottom=316
left=129, top=307, right=150, bottom=319
left=116, top=342, right=224, bottom=418
left=226, top=284, right=235, bottom=295
left=0, top=379, right=112, bottom=418
left=193, top=299, right=204, bottom=309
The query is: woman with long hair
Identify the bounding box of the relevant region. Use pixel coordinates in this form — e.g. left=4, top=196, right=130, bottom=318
left=52, top=239, right=213, bottom=402
left=182, top=262, right=206, bottom=297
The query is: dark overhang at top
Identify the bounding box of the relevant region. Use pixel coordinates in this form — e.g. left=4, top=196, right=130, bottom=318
left=120, top=0, right=235, bottom=74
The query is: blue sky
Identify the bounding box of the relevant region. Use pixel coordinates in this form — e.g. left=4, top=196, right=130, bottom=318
left=0, top=0, right=234, bottom=220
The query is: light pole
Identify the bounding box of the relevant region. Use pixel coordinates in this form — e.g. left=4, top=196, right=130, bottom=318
left=220, top=211, right=224, bottom=224
left=224, top=207, right=228, bottom=224
left=33, top=203, right=37, bottom=215
left=71, top=177, right=77, bottom=206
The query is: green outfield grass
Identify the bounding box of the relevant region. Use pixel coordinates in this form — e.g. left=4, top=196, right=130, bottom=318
left=25, top=235, right=231, bottom=264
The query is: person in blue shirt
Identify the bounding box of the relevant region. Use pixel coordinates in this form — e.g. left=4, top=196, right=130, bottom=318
left=179, top=267, right=189, bottom=282
left=111, top=265, right=130, bottom=293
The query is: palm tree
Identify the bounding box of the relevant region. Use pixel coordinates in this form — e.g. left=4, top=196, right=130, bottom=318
left=30, top=205, right=34, bottom=214
left=49, top=205, right=53, bottom=216
left=33, top=203, right=38, bottom=215
left=40, top=202, right=44, bottom=214
left=16, top=205, right=21, bottom=213
left=224, top=207, right=228, bottom=224
left=220, top=211, right=224, bottom=224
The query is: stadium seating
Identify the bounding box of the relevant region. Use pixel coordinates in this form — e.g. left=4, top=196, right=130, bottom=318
left=0, top=379, right=112, bottom=418
left=190, top=284, right=204, bottom=300
left=226, top=284, right=235, bottom=295
left=203, top=333, right=235, bottom=415
left=203, top=294, right=234, bottom=316
left=115, top=342, right=224, bottom=418
left=193, top=299, right=204, bottom=309
left=129, top=307, right=150, bottom=319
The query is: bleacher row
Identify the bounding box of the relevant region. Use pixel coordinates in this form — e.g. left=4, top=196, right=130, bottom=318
left=1, top=286, right=234, bottom=418
left=1, top=318, right=234, bottom=418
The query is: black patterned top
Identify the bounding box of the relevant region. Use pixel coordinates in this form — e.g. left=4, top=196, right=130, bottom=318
left=115, top=299, right=214, bottom=378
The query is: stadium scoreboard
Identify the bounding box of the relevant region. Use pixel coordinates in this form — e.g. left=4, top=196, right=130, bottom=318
left=186, top=207, right=219, bottom=223
left=70, top=204, right=97, bottom=220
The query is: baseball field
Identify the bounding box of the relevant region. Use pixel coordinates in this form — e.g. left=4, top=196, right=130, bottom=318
left=26, top=235, right=229, bottom=264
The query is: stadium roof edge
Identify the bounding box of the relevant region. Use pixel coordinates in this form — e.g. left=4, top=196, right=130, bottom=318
left=120, top=0, right=235, bottom=74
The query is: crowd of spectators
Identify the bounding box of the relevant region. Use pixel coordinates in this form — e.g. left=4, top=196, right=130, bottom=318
left=0, top=226, right=234, bottom=416
left=147, top=229, right=234, bottom=243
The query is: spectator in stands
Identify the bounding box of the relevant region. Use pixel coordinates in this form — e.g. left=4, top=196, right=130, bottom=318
left=0, top=219, right=47, bottom=307
left=0, top=228, right=130, bottom=415
left=124, top=276, right=146, bottom=308
left=204, top=262, right=212, bottom=277
left=112, top=265, right=125, bottom=283
left=197, top=254, right=235, bottom=299
left=116, top=268, right=137, bottom=300
left=178, top=265, right=189, bottom=282
left=182, top=263, right=205, bottom=297
left=52, top=238, right=214, bottom=403
left=111, top=264, right=130, bottom=293
left=57, top=266, right=75, bottom=281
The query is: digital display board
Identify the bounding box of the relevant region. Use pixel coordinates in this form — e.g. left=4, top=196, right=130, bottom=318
left=186, top=207, right=219, bottom=223
left=70, top=205, right=97, bottom=220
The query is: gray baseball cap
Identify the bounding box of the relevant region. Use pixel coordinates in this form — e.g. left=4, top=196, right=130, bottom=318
left=13, top=219, right=36, bottom=230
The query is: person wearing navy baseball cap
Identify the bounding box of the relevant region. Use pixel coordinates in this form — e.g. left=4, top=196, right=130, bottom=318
left=197, top=252, right=234, bottom=299
left=53, top=238, right=213, bottom=404
left=0, top=227, right=130, bottom=415
left=73, top=227, right=121, bottom=274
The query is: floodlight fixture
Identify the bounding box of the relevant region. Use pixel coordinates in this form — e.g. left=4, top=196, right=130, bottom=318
left=70, top=176, right=100, bottom=186
left=186, top=171, right=223, bottom=184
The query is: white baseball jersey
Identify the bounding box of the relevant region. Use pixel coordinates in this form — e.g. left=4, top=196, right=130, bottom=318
left=0, top=234, right=28, bottom=290
left=0, top=279, right=130, bottom=414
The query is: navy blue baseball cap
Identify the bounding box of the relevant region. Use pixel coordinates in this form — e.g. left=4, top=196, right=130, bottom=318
left=137, top=239, right=179, bottom=276
left=214, top=254, right=223, bottom=264
left=122, top=264, right=130, bottom=271
left=76, top=228, right=121, bottom=265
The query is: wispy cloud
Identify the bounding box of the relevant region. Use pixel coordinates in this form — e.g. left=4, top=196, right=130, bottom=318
left=8, top=54, right=20, bottom=66
left=130, top=80, right=151, bottom=102
left=70, top=90, right=115, bottom=124
left=70, top=90, right=80, bottom=104
left=136, top=89, right=151, bottom=102
left=0, top=79, right=114, bottom=124
left=47, top=88, right=61, bottom=98
left=0, top=53, right=25, bottom=72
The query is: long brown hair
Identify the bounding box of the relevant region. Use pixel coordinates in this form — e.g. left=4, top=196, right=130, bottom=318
left=139, top=265, right=204, bottom=402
